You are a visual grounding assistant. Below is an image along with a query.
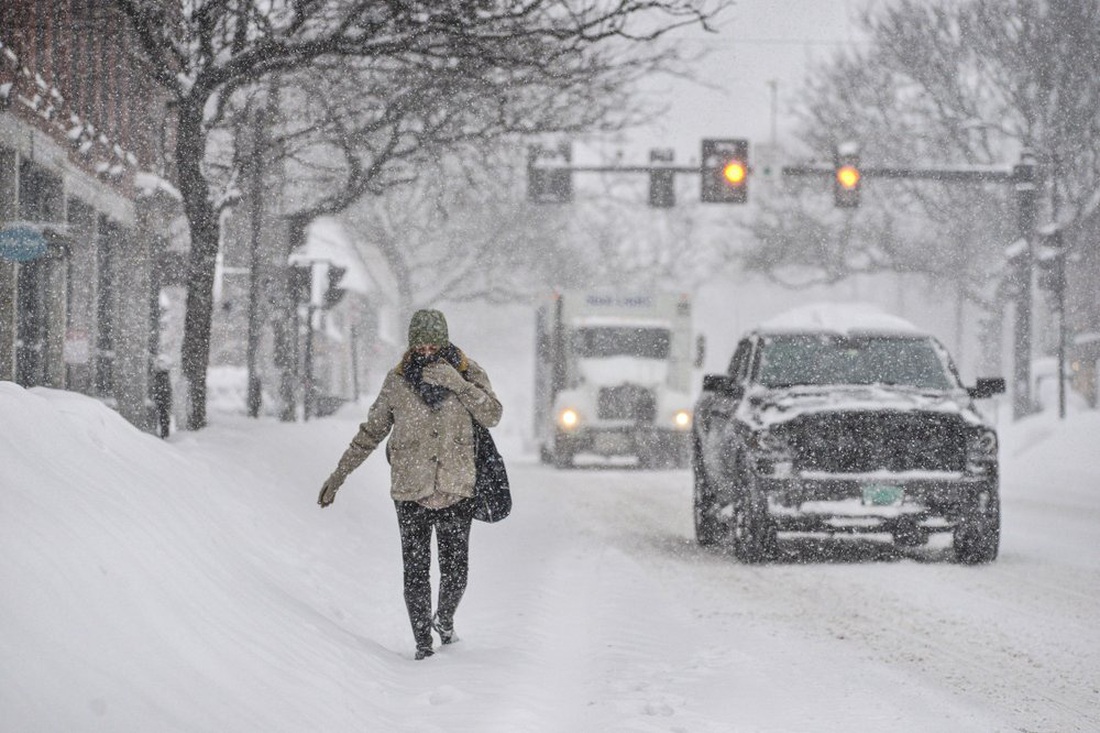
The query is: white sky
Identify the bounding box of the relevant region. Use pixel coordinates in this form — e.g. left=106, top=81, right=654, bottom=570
left=597, top=0, right=863, bottom=164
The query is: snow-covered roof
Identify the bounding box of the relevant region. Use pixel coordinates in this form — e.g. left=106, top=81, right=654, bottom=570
left=134, top=171, right=181, bottom=201
left=756, top=302, right=926, bottom=337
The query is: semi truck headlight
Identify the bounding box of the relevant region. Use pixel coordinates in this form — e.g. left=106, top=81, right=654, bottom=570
left=559, top=408, right=580, bottom=429
left=674, top=410, right=691, bottom=428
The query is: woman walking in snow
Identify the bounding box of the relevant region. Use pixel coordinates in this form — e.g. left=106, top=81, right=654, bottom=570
left=317, top=309, right=502, bottom=659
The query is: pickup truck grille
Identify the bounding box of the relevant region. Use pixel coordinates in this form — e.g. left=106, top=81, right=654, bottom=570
left=597, top=385, right=656, bottom=422
left=786, top=412, right=966, bottom=473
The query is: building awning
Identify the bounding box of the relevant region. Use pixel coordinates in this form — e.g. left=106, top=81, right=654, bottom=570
left=1072, top=332, right=1100, bottom=360
left=0, top=222, right=71, bottom=262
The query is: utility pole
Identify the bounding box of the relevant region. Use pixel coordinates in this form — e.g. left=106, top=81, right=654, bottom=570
left=767, top=79, right=778, bottom=148
left=303, top=299, right=316, bottom=421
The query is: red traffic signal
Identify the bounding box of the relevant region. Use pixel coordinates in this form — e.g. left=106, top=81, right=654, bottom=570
left=701, top=139, right=749, bottom=204
left=834, top=151, right=861, bottom=208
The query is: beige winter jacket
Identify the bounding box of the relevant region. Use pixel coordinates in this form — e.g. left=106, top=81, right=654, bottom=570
left=326, top=355, right=502, bottom=503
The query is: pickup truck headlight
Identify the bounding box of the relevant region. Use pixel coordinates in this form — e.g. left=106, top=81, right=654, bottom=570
left=965, top=428, right=997, bottom=475
left=749, top=429, right=794, bottom=478
left=673, top=410, right=692, bottom=429
left=967, top=428, right=997, bottom=456
left=752, top=429, right=790, bottom=455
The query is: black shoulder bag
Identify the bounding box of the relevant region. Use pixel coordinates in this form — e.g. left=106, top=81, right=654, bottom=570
left=471, top=421, right=511, bottom=523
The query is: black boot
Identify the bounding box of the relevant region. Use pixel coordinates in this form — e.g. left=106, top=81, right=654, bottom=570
left=432, top=613, right=458, bottom=645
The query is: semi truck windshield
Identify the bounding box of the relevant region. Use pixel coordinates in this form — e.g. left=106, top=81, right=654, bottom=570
left=572, top=327, right=671, bottom=359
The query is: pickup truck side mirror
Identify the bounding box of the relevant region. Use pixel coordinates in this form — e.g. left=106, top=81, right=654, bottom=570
left=968, top=377, right=1006, bottom=399
left=702, top=374, right=744, bottom=398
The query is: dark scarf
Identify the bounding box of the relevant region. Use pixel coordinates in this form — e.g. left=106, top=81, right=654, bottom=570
left=400, top=343, right=467, bottom=409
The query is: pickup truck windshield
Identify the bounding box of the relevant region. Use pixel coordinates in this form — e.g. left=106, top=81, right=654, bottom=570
left=572, top=327, right=671, bottom=359
left=756, top=335, right=954, bottom=390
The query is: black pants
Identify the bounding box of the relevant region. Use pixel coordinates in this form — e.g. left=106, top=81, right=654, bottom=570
left=395, top=499, right=473, bottom=648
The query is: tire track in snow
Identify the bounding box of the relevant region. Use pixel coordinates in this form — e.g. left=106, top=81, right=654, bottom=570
left=536, top=462, right=1100, bottom=732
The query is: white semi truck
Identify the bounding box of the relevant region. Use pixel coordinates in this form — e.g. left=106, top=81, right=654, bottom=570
left=534, top=291, right=702, bottom=468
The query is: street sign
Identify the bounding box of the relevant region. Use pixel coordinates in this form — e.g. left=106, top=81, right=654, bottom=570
left=0, top=222, right=49, bottom=262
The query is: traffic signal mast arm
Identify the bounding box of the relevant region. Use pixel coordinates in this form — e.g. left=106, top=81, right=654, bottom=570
left=782, top=163, right=1015, bottom=183
left=560, top=164, right=717, bottom=174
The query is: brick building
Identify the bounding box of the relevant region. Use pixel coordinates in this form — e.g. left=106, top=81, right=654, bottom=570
left=0, top=1, right=185, bottom=432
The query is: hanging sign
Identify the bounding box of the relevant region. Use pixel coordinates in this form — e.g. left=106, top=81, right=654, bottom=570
left=0, top=222, right=49, bottom=262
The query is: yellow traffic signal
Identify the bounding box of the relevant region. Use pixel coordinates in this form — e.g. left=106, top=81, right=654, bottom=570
left=833, top=151, right=861, bottom=208
left=701, top=139, right=749, bottom=203
left=836, top=165, right=860, bottom=190
left=723, top=161, right=747, bottom=185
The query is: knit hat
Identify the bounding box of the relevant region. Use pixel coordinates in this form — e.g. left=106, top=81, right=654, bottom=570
left=408, top=309, right=449, bottom=348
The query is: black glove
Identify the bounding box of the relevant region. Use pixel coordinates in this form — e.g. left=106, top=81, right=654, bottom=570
left=317, top=476, right=341, bottom=508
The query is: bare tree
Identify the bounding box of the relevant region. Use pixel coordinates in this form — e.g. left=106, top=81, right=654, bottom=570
left=112, top=0, right=728, bottom=429
left=746, top=0, right=1100, bottom=329
left=341, top=144, right=572, bottom=320
left=564, top=169, right=727, bottom=292
left=332, top=135, right=731, bottom=335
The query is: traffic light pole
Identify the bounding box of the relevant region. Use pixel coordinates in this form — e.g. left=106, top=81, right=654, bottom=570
left=1037, top=226, right=1068, bottom=419
left=1012, top=152, right=1038, bottom=420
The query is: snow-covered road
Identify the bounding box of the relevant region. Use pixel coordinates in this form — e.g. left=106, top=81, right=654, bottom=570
left=486, top=453, right=1100, bottom=732
left=1, top=384, right=1098, bottom=732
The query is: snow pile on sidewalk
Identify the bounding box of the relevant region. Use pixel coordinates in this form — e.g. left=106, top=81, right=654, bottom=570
left=0, top=383, right=413, bottom=731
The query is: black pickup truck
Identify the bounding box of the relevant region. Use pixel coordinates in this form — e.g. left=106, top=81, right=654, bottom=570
left=692, top=306, right=1005, bottom=563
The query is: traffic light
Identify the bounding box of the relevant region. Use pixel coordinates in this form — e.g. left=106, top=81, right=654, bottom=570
left=649, top=148, right=675, bottom=208
left=288, top=265, right=310, bottom=303
left=1037, top=230, right=1066, bottom=304
left=323, top=265, right=347, bottom=309
left=527, top=143, right=573, bottom=203
left=834, top=150, right=861, bottom=208
left=701, top=139, right=748, bottom=203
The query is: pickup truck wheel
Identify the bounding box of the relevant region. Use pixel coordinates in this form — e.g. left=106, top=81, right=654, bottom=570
left=692, top=451, right=721, bottom=545
left=732, top=491, right=777, bottom=563
left=953, top=490, right=1000, bottom=564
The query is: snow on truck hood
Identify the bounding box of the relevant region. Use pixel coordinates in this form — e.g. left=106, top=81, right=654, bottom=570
left=748, top=384, right=988, bottom=428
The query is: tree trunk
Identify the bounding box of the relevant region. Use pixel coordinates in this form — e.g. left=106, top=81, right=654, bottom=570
left=177, top=101, right=220, bottom=430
